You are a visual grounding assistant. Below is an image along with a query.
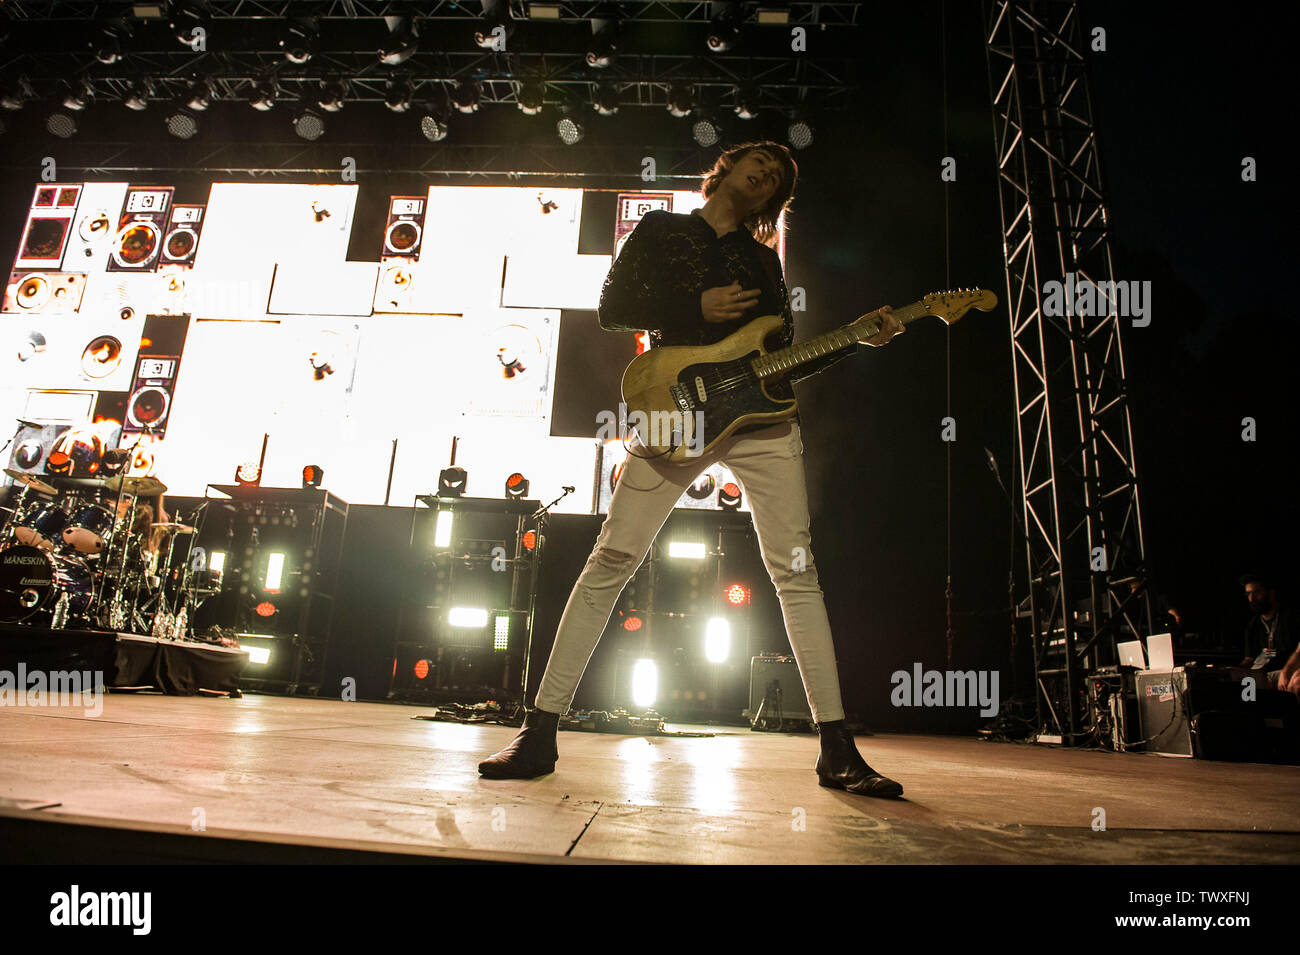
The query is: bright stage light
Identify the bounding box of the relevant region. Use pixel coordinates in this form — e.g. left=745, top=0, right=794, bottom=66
left=718, top=482, right=742, bottom=509
left=434, top=510, right=454, bottom=548
left=302, top=464, right=324, bottom=488
left=245, top=646, right=271, bottom=665
left=494, top=614, right=510, bottom=651
left=293, top=108, right=325, bottom=140
left=556, top=105, right=583, bottom=145
left=632, top=658, right=659, bottom=708
left=668, top=541, right=706, bottom=560
left=165, top=107, right=198, bottom=139
left=210, top=551, right=226, bottom=575
left=692, top=114, right=721, bottom=147
left=505, top=472, right=529, bottom=499
left=419, top=109, right=448, bottom=142
left=449, top=607, right=488, bottom=628
left=264, top=553, right=285, bottom=592
left=705, top=617, right=731, bottom=663
left=235, top=462, right=261, bottom=486
left=724, top=583, right=750, bottom=606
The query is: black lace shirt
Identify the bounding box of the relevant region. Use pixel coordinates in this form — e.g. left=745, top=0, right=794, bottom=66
left=597, top=208, right=856, bottom=431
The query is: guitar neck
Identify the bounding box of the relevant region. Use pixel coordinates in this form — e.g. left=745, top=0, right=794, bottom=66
left=751, top=299, right=928, bottom=380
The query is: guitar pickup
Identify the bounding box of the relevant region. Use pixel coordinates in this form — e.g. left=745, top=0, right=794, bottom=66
left=693, top=375, right=708, bottom=403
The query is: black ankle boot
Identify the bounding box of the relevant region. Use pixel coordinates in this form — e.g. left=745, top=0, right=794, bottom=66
left=814, top=720, right=903, bottom=798
left=478, top=706, right=561, bottom=779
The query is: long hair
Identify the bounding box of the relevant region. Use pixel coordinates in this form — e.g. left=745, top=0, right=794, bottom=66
left=699, top=141, right=798, bottom=248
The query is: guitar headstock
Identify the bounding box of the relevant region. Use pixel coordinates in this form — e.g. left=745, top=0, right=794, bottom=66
left=920, top=288, right=998, bottom=325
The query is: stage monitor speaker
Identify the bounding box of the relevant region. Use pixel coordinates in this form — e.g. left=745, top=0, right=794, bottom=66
left=14, top=184, right=80, bottom=270
left=747, top=653, right=813, bottom=727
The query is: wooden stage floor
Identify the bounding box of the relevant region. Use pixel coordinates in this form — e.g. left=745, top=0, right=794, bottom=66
left=2, top=693, right=1298, bottom=865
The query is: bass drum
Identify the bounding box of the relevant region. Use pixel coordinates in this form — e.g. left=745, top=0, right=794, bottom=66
left=0, top=545, right=94, bottom=622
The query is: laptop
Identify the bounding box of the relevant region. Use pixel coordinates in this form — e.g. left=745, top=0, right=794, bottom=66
left=1146, top=633, right=1175, bottom=672
left=1117, top=639, right=1146, bottom=669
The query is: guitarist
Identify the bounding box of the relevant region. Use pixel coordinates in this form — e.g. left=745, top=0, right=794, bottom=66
left=480, top=141, right=907, bottom=798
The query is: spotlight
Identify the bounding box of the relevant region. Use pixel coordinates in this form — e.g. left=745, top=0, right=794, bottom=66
left=449, top=79, right=480, bottom=114
left=438, top=466, right=467, bottom=497
left=235, top=462, right=262, bottom=486
left=718, top=481, right=742, bottom=509
left=46, top=111, right=77, bottom=138
left=707, top=7, right=742, bottom=52
left=705, top=617, right=731, bottom=663
left=733, top=85, right=760, bottom=120
left=433, top=510, right=454, bottom=548
left=494, top=613, right=510, bottom=651
left=184, top=77, right=214, bottom=111
left=668, top=541, right=707, bottom=560
left=593, top=81, right=620, bottom=117
left=449, top=607, right=488, bottom=628
left=787, top=112, right=814, bottom=149
left=264, top=553, right=285, bottom=592
left=1, top=75, right=33, bottom=111
left=293, top=108, right=325, bottom=140
left=556, top=104, right=584, bottom=145
left=418, top=105, right=448, bottom=142
left=379, top=16, right=419, bottom=66
left=622, top=614, right=643, bottom=632
left=249, top=77, right=278, bottom=111
left=504, top=472, right=530, bottom=499
left=586, top=21, right=620, bottom=68
left=280, top=18, right=318, bottom=64
left=475, top=8, right=514, bottom=49
left=302, top=464, right=324, bottom=488
left=667, top=82, right=695, bottom=118
left=94, top=30, right=123, bottom=65
left=691, top=113, right=721, bottom=147
left=631, top=658, right=659, bottom=708
left=123, top=77, right=153, bottom=111
left=317, top=78, right=347, bottom=112
left=516, top=79, right=545, bottom=115
left=385, top=77, right=414, bottom=113
left=165, top=106, right=199, bottom=139
left=62, top=78, right=94, bottom=111
left=724, top=583, right=750, bottom=606
left=170, top=3, right=209, bottom=49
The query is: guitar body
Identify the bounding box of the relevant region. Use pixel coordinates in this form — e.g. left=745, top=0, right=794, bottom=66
left=621, top=314, right=797, bottom=464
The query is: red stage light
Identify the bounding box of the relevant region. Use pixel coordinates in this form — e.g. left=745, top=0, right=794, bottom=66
left=414, top=659, right=430, bottom=680
left=523, top=530, right=537, bottom=550
left=255, top=601, right=276, bottom=617
left=623, top=614, right=643, bottom=632
left=725, top=583, right=749, bottom=606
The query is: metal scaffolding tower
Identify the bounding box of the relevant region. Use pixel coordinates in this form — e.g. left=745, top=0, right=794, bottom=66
left=984, top=0, right=1153, bottom=743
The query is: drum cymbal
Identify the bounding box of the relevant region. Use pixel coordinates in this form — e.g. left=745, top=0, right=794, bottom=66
left=151, top=522, right=197, bottom=535
left=3, top=469, right=56, bottom=495
left=103, top=474, right=168, bottom=496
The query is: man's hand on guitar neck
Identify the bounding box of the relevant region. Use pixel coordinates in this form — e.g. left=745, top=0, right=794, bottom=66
left=857, top=305, right=904, bottom=347
left=701, top=280, right=763, bottom=323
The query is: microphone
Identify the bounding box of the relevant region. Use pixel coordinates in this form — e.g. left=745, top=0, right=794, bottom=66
left=562, top=486, right=575, bottom=493
left=984, top=447, right=998, bottom=474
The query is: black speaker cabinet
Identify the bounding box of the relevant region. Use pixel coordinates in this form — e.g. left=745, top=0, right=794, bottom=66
left=747, top=653, right=813, bottom=728
left=195, top=485, right=348, bottom=695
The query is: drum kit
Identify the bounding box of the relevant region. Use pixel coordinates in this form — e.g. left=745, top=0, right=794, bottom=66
left=0, top=466, right=214, bottom=637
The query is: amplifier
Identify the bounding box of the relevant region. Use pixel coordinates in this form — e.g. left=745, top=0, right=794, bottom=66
left=1135, top=670, right=1193, bottom=756
left=746, top=653, right=813, bottom=728
left=1136, top=667, right=1262, bottom=758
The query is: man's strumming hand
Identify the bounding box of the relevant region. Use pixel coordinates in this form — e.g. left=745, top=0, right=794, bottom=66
left=701, top=280, right=762, bottom=323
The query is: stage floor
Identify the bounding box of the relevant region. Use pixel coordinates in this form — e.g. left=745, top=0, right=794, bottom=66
left=2, top=693, right=1298, bottom=865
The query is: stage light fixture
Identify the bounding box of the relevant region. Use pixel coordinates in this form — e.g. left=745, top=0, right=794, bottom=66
left=45, top=110, right=77, bottom=138
left=244, top=646, right=271, bottom=665
left=170, top=3, right=210, bottom=49
left=280, top=18, right=318, bottom=64
left=249, top=77, right=278, bottom=111
left=522, top=530, right=537, bottom=551
left=586, top=21, right=620, bottom=68
left=475, top=8, right=514, bottom=49
left=556, top=104, right=584, bottom=145
left=724, top=583, right=750, bottom=606
left=756, top=6, right=790, bottom=24
left=718, top=481, right=742, bottom=509
left=1, top=76, right=33, bottom=110
left=667, top=82, right=696, bottom=118
left=184, top=76, right=214, bottom=111
left=593, top=81, right=620, bottom=117
left=707, top=7, right=742, bottom=52
left=94, top=31, right=123, bottom=65
left=449, top=607, right=488, bottom=628
left=434, top=510, right=454, bottom=548
left=385, top=77, right=414, bottom=113
left=123, top=77, right=153, bottom=111
left=438, top=465, right=467, bottom=497
left=528, top=3, right=562, bottom=18
left=668, top=541, right=707, bottom=560
left=505, top=472, right=530, bottom=499
left=302, top=464, right=324, bottom=488
left=622, top=614, right=643, bottom=632
left=235, top=462, right=262, bottom=486
left=379, top=16, right=419, bottom=66
left=787, top=112, right=814, bottom=149
left=733, top=86, right=760, bottom=120
left=419, top=107, right=449, bottom=141
left=264, top=553, right=285, bottom=593
left=632, top=658, right=659, bottom=708
left=494, top=614, right=510, bottom=651
left=516, top=79, right=545, bottom=115
left=209, top=551, right=227, bottom=575
left=317, top=78, right=347, bottom=112
left=691, top=113, right=721, bottom=147
left=705, top=617, right=731, bottom=663
left=62, top=78, right=94, bottom=111
left=132, top=4, right=164, bottom=17
left=450, top=79, right=480, bottom=114
left=165, top=106, right=199, bottom=139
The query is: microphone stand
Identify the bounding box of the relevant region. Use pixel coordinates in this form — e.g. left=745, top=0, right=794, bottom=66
left=519, top=485, right=575, bottom=714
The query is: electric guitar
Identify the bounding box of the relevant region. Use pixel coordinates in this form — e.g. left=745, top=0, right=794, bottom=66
left=620, top=288, right=997, bottom=464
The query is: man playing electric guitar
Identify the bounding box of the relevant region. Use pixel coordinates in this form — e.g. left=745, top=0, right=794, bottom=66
left=479, top=140, right=907, bottom=798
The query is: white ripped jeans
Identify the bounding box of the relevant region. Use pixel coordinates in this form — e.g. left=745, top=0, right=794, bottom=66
left=533, top=419, right=847, bottom=723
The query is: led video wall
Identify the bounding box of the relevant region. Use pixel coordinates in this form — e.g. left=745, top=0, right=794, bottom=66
left=1, top=181, right=760, bottom=512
